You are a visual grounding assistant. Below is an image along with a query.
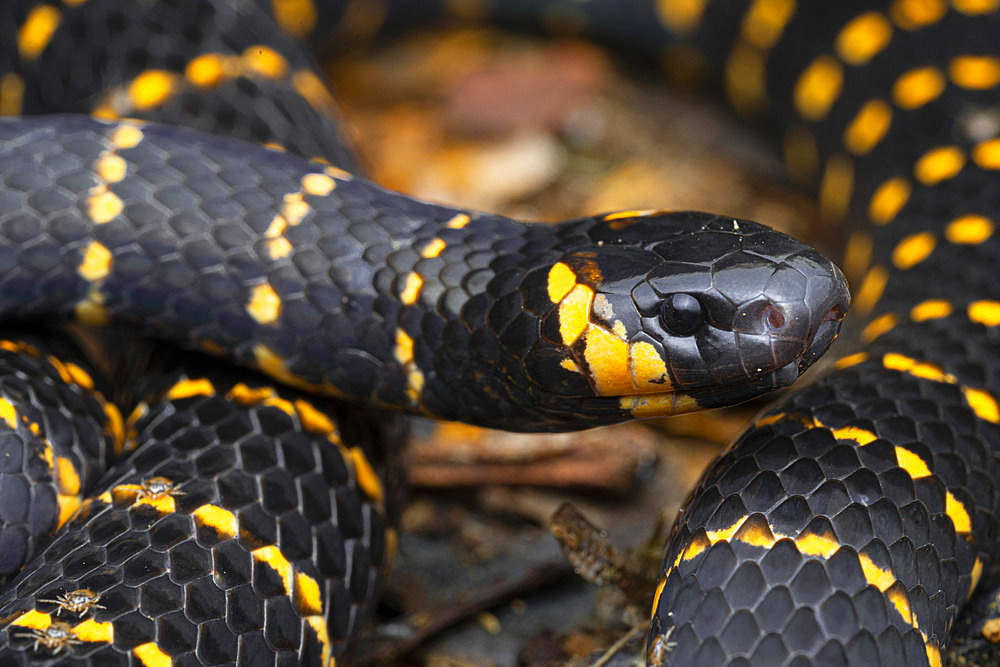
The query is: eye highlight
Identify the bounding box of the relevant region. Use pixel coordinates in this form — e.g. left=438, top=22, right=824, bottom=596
left=659, top=293, right=703, bottom=336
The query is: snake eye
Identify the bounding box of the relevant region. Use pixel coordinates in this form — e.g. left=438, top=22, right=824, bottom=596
left=659, top=293, right=703, bottom=336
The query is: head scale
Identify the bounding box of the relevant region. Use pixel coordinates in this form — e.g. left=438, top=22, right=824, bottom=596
left=512, top=211, right=849, bottom=428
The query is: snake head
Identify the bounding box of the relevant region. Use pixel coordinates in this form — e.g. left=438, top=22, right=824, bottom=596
left=514, top=211, right=849, bottom=427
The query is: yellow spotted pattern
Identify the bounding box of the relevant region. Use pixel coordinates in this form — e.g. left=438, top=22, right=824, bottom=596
left=446, top=213, right=471, bottom=228
left=794, top=55, right=844, bottom=121
left=193, top=505, right=238, bottom=540
left=547, top=263, right=681, bottom=410
left=910, top=299, right=952, bottom=321
left=890, top=0, right=947, bottom=29
left=17, top=5, right=61, bottom=61
left=583, top=327, right=632, bottom=395
left=914, top=146, right=965, bottom=185
left=836, top=351, right=870, bottom=369
left=892, top=66, right=946, bottom=109
left=0, top=397, right=17, bottom=431
left=656, top=509, right=943, bottom=666
left=9, top=612, right=116, bottom=651
left=946, top=214, right=994, bottom=243
left=399, top=272, right=423, bottom=306
left=82, top=122, right=145, bottom=244
left=844, top=99, right=892, bottom=154
left=263, top=217, right=292, bottom=260
left=129, top=70, right=180, bottom=111
left=740, top=0, right=797, bottom=49
left=721, top=0, right=796, bottom=114
left=842, top=230, right=873, bottom=282
left=55, top=455, right=82, bottom=528
left=421, top=237, right=446, bottom=259
left=349, top=446, right=384, bottom=504
left=854, top=265, right=889, bottom=316
left=658, top=374, right=981, bottom=644
left=222, top=381, right=382, bottom=507
left=603, top=209, right=663, bottom=224
left=110, top=124, right=144, bottom=149
left=969, top=300, right=1000, bottom=326
left=251, top=545, right=325, bottom=617
left=301, top=171, right=336, bottom=196
left=166, top=378, right=215, bottom=400
left=819, top=153, right=854, bottom=221
left=860, top=312, right=897, bottom=342
left=547, top=262, right=577, bottom=303
left=270, top=0, right=318, bottom=39
left=251, top=343, right=325, bottom=393
left=949, top=55, right=1000, bottom=89
left=892, top=231, right=936, bottom=269
left=9, top=609, right=52, bottom=630
left=954, top=0, right=1000, bottom=13
left=292, top=398, right=337, bottom=435
left=243, top=45, right=289, bottom=79
left=95, top=45, right=305, bottom=118
left=973, top=138, right=1000, bottom=169
left=835, top=12, right=893, bottom=64
left=86, top=187, right=123, bottom=224
left=98, top=481, right=179, bottom=514
left=259, top=169, right=349, bottom=260
left=72, top=618, right=114, bottom=643
left=883, top=352, right=1000, bottom=423
left=868, top=176, right=911, bottom=224
left=655, top=0, right=710, bottom=34
left=247, top=283, right=283, bottom=324
left=557, top=284, right=593, bottom=346
left=134, top=643, right=172, bottom=667
left=393, top=329, right=425, bottom=406
left=77, top=241, right=113, bottom=282
left=0, top=72, right=25, bottom=116
left=185, top=53, right=236, bottom=89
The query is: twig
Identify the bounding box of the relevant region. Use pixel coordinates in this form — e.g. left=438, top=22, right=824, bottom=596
left=355, top=560, right=573, bottom=664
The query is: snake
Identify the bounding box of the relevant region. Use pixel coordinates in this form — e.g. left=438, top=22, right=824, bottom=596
left=0, top=0, right=995, bottom=666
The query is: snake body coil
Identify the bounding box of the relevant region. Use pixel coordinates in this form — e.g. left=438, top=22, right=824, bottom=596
left=0, top=0, right=995, bottom=666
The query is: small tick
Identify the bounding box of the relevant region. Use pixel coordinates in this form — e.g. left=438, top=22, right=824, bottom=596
left=38, top=589, right=105, bottom=616
left=18, top=621, right=81, bottom=654
left=135, top=476, right=184, bottom=501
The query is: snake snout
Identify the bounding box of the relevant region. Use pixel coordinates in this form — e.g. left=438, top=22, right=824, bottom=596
left=800, top=300, right=849, bottom=370
left=729, top=256, right=850, bottom=380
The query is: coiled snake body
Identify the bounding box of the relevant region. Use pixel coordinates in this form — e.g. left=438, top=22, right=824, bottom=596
left=0, top=1, right=994, bottom=666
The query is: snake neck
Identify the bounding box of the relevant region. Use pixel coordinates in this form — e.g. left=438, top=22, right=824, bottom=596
left=0, top=116, right=595, bottom=428
left=302, top=181, right=582, bottom=429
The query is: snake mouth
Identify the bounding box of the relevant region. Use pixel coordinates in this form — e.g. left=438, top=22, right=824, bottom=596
left=616, top=358, right=802, bottom=418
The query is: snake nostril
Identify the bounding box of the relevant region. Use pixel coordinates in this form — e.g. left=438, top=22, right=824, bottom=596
left=763, top=304, right=786, bottom=331
left=823, top=304, right=846, bottom=322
